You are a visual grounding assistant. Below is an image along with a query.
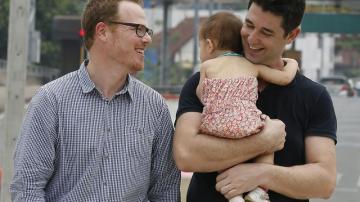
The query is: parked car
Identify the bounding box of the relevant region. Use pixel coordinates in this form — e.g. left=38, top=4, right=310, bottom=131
left=319, top=76, right=356, bottom=97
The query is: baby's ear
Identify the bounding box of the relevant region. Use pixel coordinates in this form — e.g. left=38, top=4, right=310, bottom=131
left=206, top=39, right=216, bottom=53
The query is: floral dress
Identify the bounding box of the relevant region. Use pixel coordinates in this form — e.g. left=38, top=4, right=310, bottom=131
left=199, top=76, right=266, bottom=139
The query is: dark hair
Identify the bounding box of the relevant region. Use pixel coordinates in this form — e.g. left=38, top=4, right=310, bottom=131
left=248, top=0, right=305, bottom=36
left=81, top=0, right=143, bottom=50
left=199, top=12, right=243, bottom=54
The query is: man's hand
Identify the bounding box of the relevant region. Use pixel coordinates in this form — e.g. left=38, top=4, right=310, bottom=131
left=216, top=163, right=269, bottom=199
left=214, top=117, right=286, bottom=199
left=259, top=117, right=286, bottom=154
left=216, top=137, right=337, bottom=200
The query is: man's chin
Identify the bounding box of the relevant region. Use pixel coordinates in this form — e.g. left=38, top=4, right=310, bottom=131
left=131, top=65, right=144, bottom=73
left=245, top=53, right=261, bottom=64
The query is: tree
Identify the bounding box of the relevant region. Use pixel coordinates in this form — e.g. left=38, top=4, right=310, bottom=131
left=36, top=0, right=85, bottom=68
left=0, top=0, right=86, bottom=68
left=0, top=0, right=10, bottom=59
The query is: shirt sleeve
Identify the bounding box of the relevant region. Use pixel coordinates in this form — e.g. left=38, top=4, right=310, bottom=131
left=148, top=102, right=181, bottom=202
left=10, top=87, right=58, bottom=201
left=175, top=72, right=203, bottom=123
left=306, top=88, right=337, bottom=144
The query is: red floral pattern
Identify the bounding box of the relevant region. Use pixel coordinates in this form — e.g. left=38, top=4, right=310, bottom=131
left=199, top=76, right=266, bottom=139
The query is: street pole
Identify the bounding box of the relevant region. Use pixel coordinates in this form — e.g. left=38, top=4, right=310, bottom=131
left=319, top=33, right=324, bottom=80
left=160, top=0, right=171, bottom=86
left=192, top=0, right=199, bottom=73
left=1, top=0, right=30, bottom=201
left=209, top=0, right=214, bottom=15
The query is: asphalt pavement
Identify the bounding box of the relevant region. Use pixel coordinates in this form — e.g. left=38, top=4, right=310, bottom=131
left=312, top=97, right=360, bottom=202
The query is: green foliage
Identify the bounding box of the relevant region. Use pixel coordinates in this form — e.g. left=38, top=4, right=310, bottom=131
left=136, top=60, right=193, bottom=88
left=136, top=63, right=160, bottom=86
left=0, top=0, right=86, bottom=67
left=0, top=0, right=10, bottom=58
left=40, top=41, right=61, bottom=68
left=36, top=0, right=85, bottom=40
left=336, top=38, right=360, bottom=51
left=36, top=0, right=86, bottom=68
left=343, top=68, right=360, bottom=78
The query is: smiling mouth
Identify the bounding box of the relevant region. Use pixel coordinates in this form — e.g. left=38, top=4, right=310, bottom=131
left=249, top=46, right=263, bottom=50
left=136, top=49, right=145, bottom=56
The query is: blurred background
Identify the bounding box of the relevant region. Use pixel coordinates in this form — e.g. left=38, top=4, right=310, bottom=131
left=1, top=0, right=360, bottom=201
left=1, top=0, right=360, bottom=93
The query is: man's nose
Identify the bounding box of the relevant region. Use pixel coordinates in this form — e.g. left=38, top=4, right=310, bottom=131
left=142, top=33, right=152, bottom=45
left=247, top=31, right=259, bottom=45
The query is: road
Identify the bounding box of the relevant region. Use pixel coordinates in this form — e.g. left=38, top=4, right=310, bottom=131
left=0, top=96, right=359, bottom=201
left=312, top=97, right=360, bottom=202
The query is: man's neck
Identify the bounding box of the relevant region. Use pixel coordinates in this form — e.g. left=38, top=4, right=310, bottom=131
left=258, top=58, right=285, bottom=92
left=267, top=58, right=286, bottom=71
left=86, top=54, right=129, bottom=99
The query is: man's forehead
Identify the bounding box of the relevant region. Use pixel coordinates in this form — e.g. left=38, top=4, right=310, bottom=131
left=118, top=1, right=145, bottom=19
left=245, top=8, right=285, bottom=34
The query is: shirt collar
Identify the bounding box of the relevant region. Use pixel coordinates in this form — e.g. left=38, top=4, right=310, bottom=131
left=77, top=60, right=135, bottom=101
left=78, top=60, right=95, bottom=94
left=115, top=75, right=135, bottom=101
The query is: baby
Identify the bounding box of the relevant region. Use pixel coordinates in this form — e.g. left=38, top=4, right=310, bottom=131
left=196, top=12, right=298, bottom=202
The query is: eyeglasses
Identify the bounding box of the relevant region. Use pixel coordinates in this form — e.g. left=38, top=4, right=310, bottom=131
left=108, top=21, right=153, bottom=38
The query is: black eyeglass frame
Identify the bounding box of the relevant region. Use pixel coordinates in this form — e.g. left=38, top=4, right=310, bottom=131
left=108, top=21, right=153, bottom=37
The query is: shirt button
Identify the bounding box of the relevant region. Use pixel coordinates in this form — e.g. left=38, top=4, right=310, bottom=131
left=107, top=128, right=111, bottom=132
left=103, top=182, right=107, bottom=186
left=104, top=155, right=109, bottom=159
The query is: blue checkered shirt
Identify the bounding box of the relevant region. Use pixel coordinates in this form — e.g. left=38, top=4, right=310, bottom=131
left=10, top=62, right=181, bottom=201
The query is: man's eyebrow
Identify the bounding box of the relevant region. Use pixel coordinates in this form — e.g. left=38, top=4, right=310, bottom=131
left=262, top=27, right=274, bottom=34
left=245, top=18, right=274, bottom=34
left=245, top=18, right=253, bottom=24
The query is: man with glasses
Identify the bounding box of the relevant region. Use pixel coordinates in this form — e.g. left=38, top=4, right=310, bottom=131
left=10, top=0, right=180, bottom=201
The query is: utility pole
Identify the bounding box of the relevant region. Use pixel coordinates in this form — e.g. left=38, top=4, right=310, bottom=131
left=1, top=0, right=30, bottom=201
left=159, top=0, right=171, bottom=86
left=209, top=0, right=214, bottom=15
left=28, top=0, right=41, bottom=64
left=192, top=0, right=200, bottom=73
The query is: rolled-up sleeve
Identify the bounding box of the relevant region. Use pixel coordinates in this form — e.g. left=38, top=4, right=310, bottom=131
left=148, top=102, right=181, bottom=202
left=10, top=87, right=58, bottom=201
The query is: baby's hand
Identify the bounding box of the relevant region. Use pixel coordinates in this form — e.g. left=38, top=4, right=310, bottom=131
left=282, top=58, right=299, bottom=70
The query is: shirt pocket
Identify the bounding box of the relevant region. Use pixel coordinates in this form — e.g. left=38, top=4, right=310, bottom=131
left=123, top=126, right=153, bottom=159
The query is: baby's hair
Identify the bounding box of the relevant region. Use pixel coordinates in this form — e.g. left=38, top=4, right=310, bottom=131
left=199, top=12, right=243, bottom=54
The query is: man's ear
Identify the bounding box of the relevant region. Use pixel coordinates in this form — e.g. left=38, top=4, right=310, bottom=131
left=95, top=22, right=109, bottom=42
left=286, top=26, right=301, bottom=44
left=206, top=39, right=215, bottom=53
